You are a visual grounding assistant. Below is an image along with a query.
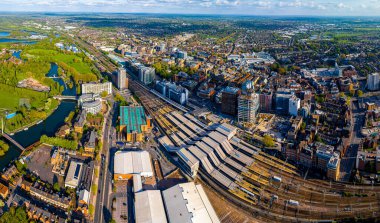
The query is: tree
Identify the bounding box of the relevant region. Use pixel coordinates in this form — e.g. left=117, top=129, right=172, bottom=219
left=100, top=91, right=108, bottom=98
left=0, top=140, right=9, bottom=157
left=89, top=204, right=95, bottom=217
left=91, top=184, right=98, bottom=195
left=357, top=90, right=363, bottom=97
left=263, top=135, right=275, bottom=147
left=0, top=206, right=29, bottom=223
left=53, top=182, right=61, bottom=192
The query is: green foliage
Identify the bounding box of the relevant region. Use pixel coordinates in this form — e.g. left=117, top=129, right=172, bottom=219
left=89, top=204, right=95, bottom=217
left=65, top=111, right=76, bottom=124
left=40, top=135, right=77, bottom=150
left=263, top=135, right=275, bottom=147
left=315, top=95, right=325, bottom=103
left=100, top=91, right=108, bottom=98
left=0, top=206, right=29, bottom=223
left=357, top=90, right=363, bottom=97
left=0, top=140, right=9, bottom=156
left=15, top=160, right=27, bottom=173
left=153, top=61, right=195, bottom=79
left=301, top=122, right=307, bottom=131
left=91, top=184, right=98, bottom=195
left=53, top=182, right=61, bottom=192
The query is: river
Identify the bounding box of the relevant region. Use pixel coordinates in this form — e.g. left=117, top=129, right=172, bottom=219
left=0, top=63, right=76, bottom=170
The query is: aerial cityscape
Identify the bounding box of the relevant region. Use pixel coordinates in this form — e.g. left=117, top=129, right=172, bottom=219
left=0, top=1, right=380, bottom=223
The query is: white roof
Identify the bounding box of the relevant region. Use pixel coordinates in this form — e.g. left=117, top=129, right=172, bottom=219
left=135, top=190, right=167, bottom=223
left=65, top=160, right=83, bottom=188
left=79, top=189, right=90, bottom=204
left=162, top=182, right=220, bottom=223
left=114, top=151, right=153, bottom=177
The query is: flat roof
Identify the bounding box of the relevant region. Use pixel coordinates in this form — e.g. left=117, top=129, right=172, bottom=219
left=114, top=151, right=153, bottom=177
left=162, top=182, right=220, bottom=223
left=120, top=106, right=147, bottom=133
left=135, top=190, right=167, bottom=223
left=65, top=160, right=83, bottom=188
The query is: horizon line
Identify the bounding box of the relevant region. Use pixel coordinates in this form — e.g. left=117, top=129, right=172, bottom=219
left=0, top=11, right=380, bottom=18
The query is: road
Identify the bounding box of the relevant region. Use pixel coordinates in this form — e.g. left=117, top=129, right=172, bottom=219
left=339, top=99, right=365, bottom=181
left=94, top=101, right=117, bottom=223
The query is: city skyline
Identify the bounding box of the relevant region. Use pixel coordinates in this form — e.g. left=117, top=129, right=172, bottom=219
left=1, top=0, right=380, bottom=16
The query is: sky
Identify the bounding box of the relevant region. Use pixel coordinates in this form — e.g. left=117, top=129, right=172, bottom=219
left=1, top=0, right=380, bottom=16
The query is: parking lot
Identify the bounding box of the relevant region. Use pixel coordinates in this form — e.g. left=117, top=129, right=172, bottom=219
left=25, top=144, right=63, bottom=186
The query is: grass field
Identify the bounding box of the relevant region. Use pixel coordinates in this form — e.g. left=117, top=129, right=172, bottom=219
left=0, top=90, right=20, bottom=110
left=0, top=84, right=47, bottom=111
left=23, top=48, right=94, bottom=74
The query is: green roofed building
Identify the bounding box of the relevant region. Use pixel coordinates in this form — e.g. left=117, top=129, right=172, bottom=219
left=119, top=106, right=152, bottom=142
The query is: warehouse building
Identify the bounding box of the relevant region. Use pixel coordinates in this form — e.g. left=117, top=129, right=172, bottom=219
left=162, top=182, right=220, bottom=223
left=135, top=190, right=167, bottom=223
left=114, top=151, right=153, bottom=180
left=119, top=106, right=153, bottom=142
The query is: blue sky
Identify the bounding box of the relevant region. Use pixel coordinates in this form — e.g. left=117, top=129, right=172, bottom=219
left=1, top=0, right=380, bottom=16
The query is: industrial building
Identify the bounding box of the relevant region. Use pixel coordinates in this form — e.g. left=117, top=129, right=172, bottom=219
left=81, top=82, right=112, bottom=95
left=162, top=182, right=220, bottom=223
left=135, top=190, right=167, bottom=223
left=119, top=106, right=152, bottom=142
left=114, top=151, right=153, bottom=180
left=238, top=92, right=259, bottom=123
left=65, top=160, right=83, bottom=188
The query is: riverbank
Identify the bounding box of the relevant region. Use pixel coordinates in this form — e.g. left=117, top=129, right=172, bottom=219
left=6, top=100, right=61, bottom=134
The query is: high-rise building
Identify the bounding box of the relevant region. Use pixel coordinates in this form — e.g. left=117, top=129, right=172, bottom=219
left=289, top=96, right=301, bottom=116
left=221, top=87, right=241, bottom=116
left=176, top=51, right=188, bottom=59
left=138, top=66, right=155, bottom=85
left=275, top=91, right=292, bottom=114
left=238, top=92, right=259, bottom=123
left=367, top=73, right=380, bottom=91
left=155, top=81, right=189, bottom=105
left=259, top=92, right=273, bottom=112
left=116, top=68, right=128, bottom=90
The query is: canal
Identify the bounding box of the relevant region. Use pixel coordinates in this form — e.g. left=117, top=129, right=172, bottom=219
left=0, top=63, right=76, bottom=170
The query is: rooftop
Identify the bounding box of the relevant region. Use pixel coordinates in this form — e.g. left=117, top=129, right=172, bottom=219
left=120, top=106, right=147, bottom=134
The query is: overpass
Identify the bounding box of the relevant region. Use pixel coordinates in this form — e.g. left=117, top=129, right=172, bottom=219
left=1, top=133, right=25, bottom=151
left=53, top=95, right=78, bottom=101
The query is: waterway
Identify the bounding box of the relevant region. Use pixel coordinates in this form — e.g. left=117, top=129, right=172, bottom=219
left=0, top=63, right=76, bottom=170
left=0, top=31, right=36, bottom=44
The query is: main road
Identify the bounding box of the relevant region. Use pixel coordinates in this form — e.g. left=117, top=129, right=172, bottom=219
left=94, top=101, right=117, bottom=223
left=340, top=99, right=365, bottom=181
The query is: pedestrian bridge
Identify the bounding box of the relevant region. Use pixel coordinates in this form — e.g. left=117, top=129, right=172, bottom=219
left=1, top=133, right=25, bottom=151
left=53, top=95, right=78, bottom=101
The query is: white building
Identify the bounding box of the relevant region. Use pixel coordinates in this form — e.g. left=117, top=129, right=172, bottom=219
left=135, top=190, right=167, bottom=223
left=65, top=160, right=83, bottom=188
left=78, top=94, right=102, bottom=114
left=81, top=82, right=112, bottom=95
left=237, top=92, right=259, bottom=123
left=162, top=182, right=220, bottom=223
left=117, top=68, right=127, bottom=90
left=289, top=96, right=301, bottom=116
left=114, top=151, right=153, bottom=179
left=139, top=66, right=155, bottom=85
left=367, top=73, right=380, bottom=91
